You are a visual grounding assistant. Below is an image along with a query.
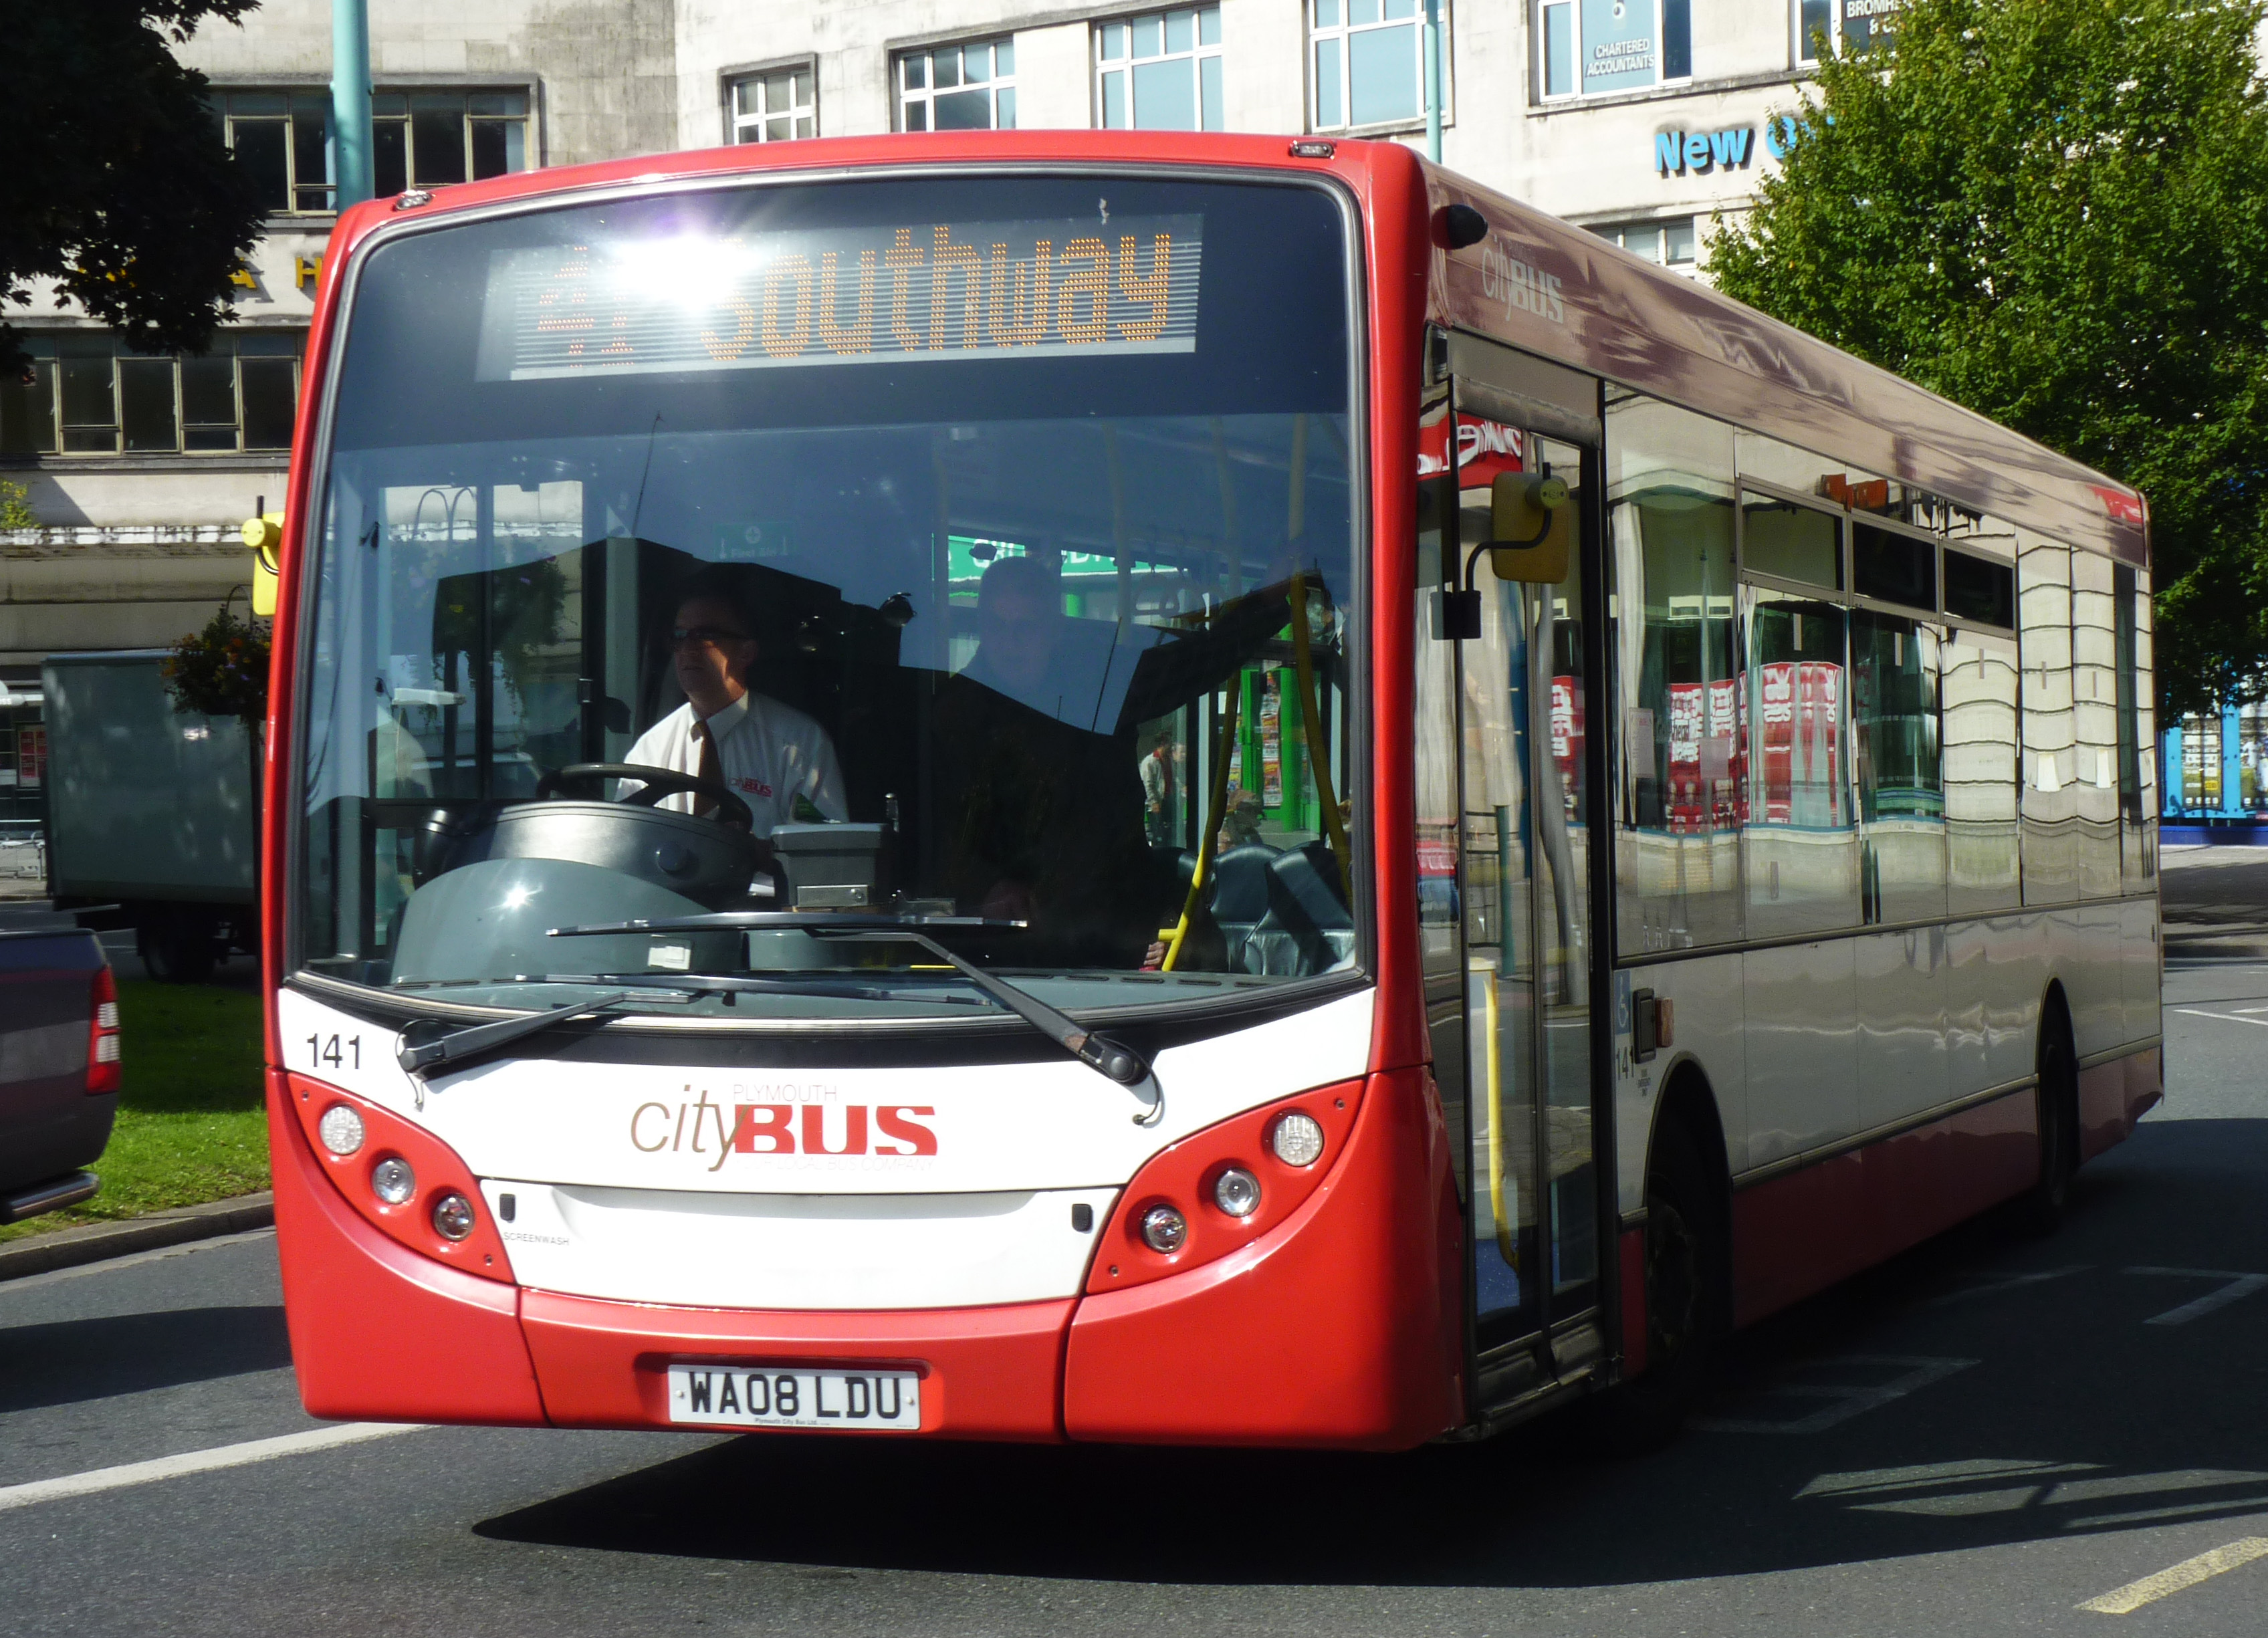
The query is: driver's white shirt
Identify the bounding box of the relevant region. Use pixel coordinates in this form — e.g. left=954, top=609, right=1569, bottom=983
left=624, top=691, right=846, bottom=837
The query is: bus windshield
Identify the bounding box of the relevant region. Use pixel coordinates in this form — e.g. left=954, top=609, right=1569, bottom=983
left=295, top=173, right=1361, bottom=1020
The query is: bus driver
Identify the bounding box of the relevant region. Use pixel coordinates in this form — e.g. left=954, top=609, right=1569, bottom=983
left=624, top=567, right=846, bottom=836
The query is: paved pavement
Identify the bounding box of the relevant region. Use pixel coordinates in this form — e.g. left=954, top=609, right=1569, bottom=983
left=2, top=872, right=2265, bottom=1634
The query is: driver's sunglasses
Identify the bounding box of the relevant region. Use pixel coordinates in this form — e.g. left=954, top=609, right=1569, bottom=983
left=671, top=625, right=750, bottom=651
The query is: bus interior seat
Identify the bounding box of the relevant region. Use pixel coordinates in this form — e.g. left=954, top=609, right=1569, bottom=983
left=1209, top=842, right=1280, bottom=970
left=1240, top=840, right=1355, bottom=976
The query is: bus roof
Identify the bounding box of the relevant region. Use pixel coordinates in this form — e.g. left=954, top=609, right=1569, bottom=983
left=1421, top=160, right=2147, bottom=568
left=310, top=130, right=2144, bottom=568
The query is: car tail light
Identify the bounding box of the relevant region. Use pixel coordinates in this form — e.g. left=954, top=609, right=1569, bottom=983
left=85, top=965, right=120, bottom=1095
left=1088, top=1080, right=1363, bottom=1295
left=284, top=1072, right=516, bottom=1282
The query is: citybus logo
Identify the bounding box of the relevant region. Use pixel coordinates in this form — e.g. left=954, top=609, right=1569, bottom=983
left=629, top=1095, right=938, bottom=1170
left=1478, top=239, right=1565, bottom=326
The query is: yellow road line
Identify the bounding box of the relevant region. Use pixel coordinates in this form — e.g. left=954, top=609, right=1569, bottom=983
left=2079, top=1537, right=2268, bottom=1615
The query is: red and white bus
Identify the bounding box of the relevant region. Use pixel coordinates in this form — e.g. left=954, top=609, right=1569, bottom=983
left=262, top=132, right=2161, bottom=1447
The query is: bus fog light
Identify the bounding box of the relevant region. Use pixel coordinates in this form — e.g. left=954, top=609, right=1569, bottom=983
left=317, top=1104, right=365, bottom=1156
left=1213, top=1167, right=1262, bottom=1218
left=1269, top=1111, right=1325, bottom=1167
left=431, top=1191, right=476, bottom=1241
left=371, top=1156, right=415, bottom=1205
left=1140, top=1204, right=1187, bottom=1254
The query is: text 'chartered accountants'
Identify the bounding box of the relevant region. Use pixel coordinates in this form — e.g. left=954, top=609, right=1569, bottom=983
left=477, top=215, right=1204, bottom=381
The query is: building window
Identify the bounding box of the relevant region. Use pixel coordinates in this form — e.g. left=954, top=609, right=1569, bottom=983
left=212, top=92, right=336, bottom=214
left=898, top=38, right=1016, bottom=131
left=1311, top=0, right=1426, bottom=131
left=1796, top=0, right=1895, bottom=64
left=729, top=64, right=816, bottom=142
left=1536, top=0, right=1692, bottom=101
left=1098, top=7, right=1224, bottom=130
left=0, top=333, right=304, bottom=457
left=211, top=88, right=532, bottom=211
left=372, top=91, right=531, bottom=196
left=1588, top=218, right=1697, bottom=269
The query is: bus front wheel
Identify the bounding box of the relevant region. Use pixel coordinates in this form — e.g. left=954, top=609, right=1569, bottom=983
left=1588, top=1113, right=1728, bottom=1454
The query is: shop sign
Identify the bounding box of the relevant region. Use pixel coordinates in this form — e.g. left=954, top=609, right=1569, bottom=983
left=1655, top=126, right=1756, bottom=177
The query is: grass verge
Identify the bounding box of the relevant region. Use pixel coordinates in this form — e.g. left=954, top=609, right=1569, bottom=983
left=0, top=977, right=268, bottom=1242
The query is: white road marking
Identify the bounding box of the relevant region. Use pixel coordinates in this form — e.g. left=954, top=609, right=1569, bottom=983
left=2127, top=1267, right=2268, bottom=1326
left=1928, top=1264, right=2089, bottom=1307
left=1693, top=1355, right=1977, bottom=1435
left=2079, top=1536, right=2268, bottom=1615
left=2174, top=1007, right=2268, bottom=1030
left=0, top=1421, right=429, bottom=1513
left=0, top=1227, right=275, bottom=1297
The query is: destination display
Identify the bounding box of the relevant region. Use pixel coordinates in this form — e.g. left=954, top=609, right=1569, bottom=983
left=475, top=214, right=1204, bottom=381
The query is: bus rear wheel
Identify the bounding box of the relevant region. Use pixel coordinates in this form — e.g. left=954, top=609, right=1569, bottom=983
left=2021, top=1000, right=2079, bottom=1234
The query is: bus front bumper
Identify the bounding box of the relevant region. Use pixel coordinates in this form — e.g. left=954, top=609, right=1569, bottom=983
left=270, top=1065, right=1464, bottom=1448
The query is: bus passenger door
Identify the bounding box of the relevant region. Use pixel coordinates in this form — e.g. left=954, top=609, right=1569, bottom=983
left=1435, top=360, right=1604, bottom=1383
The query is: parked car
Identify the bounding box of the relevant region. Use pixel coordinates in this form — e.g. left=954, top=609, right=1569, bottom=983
left=43, top=651, right=258, bottom=983
left=0, top=923, right=118, bottom=1223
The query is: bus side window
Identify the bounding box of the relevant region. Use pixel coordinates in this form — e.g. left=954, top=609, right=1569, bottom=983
left=1851, top=609, right=1946, bottom=925
left=2018, top=533, right=2079, bottom=907
left=2120, top=566, right=2156, bottom=890
left=2069, top=547, right=2122, bottom=899
left=1605, top=391, right=1742, bottom=954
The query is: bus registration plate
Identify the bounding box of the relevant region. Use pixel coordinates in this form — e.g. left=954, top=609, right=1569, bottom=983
left=666, top=1365, right=921, bottom=1431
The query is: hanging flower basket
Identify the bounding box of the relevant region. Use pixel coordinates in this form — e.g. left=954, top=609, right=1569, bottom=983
left=163, top=602, right=271, bottom=727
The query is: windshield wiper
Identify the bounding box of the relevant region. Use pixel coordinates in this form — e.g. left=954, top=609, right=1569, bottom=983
left=397, top=989, right=637, bottom=1075
left=548, top=912, right=1161, bottom=1121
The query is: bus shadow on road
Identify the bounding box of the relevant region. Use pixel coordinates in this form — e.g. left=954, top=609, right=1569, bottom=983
left=0, top=1305, right=292, bottom=1414
left=475, top=1119, right=2268, bottom=1587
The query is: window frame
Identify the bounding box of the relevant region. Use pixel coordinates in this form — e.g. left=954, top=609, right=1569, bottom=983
left=0, top=332, right=305, bottom=459
left=370, top=88, right=534, bottom=195
left=1309, top=0, right=1448, bottom=135
left=895, top=36, right=1019, bottom=133
left=212, top=90, right=336, bottom=217
left=1535, top=0, right=1693, bottom=106
left=1095, top=6, right=1225, bottom=132
left=1793, top=0, right=1893, bottom=68
left=725, top=59, right=818, bottom=144
left=1586, top=217, right=1698, bottom=271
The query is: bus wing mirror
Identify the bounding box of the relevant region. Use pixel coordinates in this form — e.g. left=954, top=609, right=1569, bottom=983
left=241, top=512, right=283, bottom=616
left=1487, top=471, right=1571, bottom=584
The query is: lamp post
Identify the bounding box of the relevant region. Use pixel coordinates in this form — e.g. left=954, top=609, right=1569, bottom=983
left=332, top=0, right=373, bottom=209
left=1424, top=0, right=1443, bottom=162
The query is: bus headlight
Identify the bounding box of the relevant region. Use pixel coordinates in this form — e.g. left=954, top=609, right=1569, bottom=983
left=1140, top=1204, right=1187, bottom=1254
left=431, top=1191, right=476, bottom=1241
left=1213, top=1167, right=1262, bottom=1218
left=1268, top=1110, right=1326, bottom=1167
left=371, top=1155, right=415, bottom=1206
left=318, top=1103, right=366, bottom=1156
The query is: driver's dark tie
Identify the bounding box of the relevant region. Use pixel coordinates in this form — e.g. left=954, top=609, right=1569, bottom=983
left=690, top=718, right=721, bottom=818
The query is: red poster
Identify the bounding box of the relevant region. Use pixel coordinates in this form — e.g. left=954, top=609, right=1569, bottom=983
left=1759, top=663, right=1796, bottom=824
left=1666, top=681, right=1703, bottom=833
left=1797, top=661, right=1844, bottom=826
left=1550, top=675, right=1583, bottom=817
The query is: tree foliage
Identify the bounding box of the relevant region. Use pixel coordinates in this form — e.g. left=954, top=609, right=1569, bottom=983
left=1710, top=0, right=2268, bottom=717
left=0, top=1, right=268, bottom=375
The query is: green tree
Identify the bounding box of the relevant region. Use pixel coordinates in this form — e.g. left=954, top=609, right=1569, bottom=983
left=0, top=1, right=268, bottom=375
left=1710, top=0, right=2268, bottom=717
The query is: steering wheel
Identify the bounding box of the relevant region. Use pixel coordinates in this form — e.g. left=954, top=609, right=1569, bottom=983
left=535, top=762, right=755, bottom=830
